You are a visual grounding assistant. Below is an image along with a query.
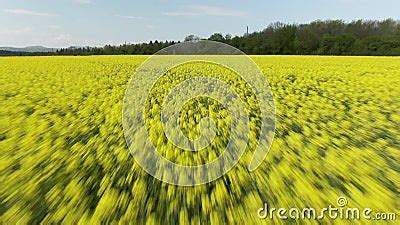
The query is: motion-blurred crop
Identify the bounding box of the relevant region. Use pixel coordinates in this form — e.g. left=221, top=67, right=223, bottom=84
left=0, top=56, right=399, bottom=224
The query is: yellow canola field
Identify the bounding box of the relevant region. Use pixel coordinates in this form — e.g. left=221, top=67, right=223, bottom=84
left=0, top=56, right=399, bottom=224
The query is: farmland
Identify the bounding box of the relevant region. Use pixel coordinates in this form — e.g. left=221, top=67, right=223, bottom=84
left=0, top=56, right=399, bottom=224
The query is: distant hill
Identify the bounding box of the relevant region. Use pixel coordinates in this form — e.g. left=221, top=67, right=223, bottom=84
left=0, top=46, right=58, bottom=53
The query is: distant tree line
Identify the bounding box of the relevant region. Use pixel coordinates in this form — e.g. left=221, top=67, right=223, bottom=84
left=56, top=40, right=178, bottom=55
left=221, top=19, right=400, bottom=55
left=2, top=19, right=399, bottom=56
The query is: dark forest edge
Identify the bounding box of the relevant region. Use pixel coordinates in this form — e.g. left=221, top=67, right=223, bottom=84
left=2, top=19, right=400, bottom=56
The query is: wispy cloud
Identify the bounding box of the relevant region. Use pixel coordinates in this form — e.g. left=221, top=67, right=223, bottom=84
left=0, top=26, right=73, bottom=47
left=164, top=5, right=246, bottom=17
left=115, top=14, right=144, bottom=20
left=164, top=12, right=198, bottom=16
left=54, top=34, right=72, bottom=42
left=48, top=25, right=61, bottom=30
left=146, top=25, right=156, bottom=30
left=3, top=9, right=57, bottom=17
left=0, top=26, right=34, bottom=35
left=73, top=0, right=92, bottom=4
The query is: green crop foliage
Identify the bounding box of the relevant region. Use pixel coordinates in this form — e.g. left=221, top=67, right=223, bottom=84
left=0, top=56, right=399, bottom=224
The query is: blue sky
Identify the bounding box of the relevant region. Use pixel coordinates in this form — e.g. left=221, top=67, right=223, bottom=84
left=0, top=0, right=399, bottom=47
